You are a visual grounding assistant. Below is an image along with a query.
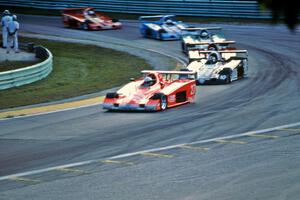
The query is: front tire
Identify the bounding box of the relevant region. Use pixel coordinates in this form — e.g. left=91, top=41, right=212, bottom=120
left=81, top=22, right=89, bottom=30
left=160, top=94, right=168, bottom=110
left=219, top=68, right=232, bottom=84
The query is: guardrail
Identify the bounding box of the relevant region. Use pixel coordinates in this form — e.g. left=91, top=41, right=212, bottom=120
left=0, top=44, right=53, bottom=90
left=0, top=0, right=272, bottom=19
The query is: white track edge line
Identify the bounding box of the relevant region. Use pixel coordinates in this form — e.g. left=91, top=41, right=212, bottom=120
left=1, top=121, right=299, bottom=181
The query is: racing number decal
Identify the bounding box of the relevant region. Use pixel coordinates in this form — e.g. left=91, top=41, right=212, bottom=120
left=190, top=84, right=196, bottom=95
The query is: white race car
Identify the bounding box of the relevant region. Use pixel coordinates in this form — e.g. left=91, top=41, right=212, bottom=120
left=187, top=50, right=248, bottom=85
left=181, top=27, right=234, bottom=54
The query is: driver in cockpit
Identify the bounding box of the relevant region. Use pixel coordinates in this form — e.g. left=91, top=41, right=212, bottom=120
left=199, top=30, right=210, bottom=41
left=141, top=75, right=156, bottom=87
left=85, top=10, right=97, bottom=18
left=165, top=19, right=174, bottom=26
left=206, top=51, right=221, bottom=65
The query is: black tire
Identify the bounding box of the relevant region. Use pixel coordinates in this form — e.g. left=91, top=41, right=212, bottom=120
left=145, top=28, right=152, bottom=37
left=181, top=42, right=186, bottom=52
left=158, top=29, right=166, bottom=40
left=225, top=73, right=231, bottom=84
left=151, top=93, right=167, bottom=110
left=81, top=22, right=89, bottom=30
left=237, top=65, right=244, bottom=79
left=160, top=94, right=168, bottom=111
left=219, top=68, right=232, bottom=84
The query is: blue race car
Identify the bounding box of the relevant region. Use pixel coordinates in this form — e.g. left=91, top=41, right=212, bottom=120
left=139, top=15, right=190, bottom=40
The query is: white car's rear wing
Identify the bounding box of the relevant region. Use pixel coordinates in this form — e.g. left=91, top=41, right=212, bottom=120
left=188, top=50, right=248, bottom=62
left=181, top=27, right=221, bottom=31
left=187, top=41, right=236, bottom=46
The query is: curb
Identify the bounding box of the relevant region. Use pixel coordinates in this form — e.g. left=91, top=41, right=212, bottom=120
left=0, top=96, right=104, bottom=119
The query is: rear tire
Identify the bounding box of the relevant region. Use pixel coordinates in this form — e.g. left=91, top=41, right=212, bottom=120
left=145, top=28, right=152, bottom=38
left=225, top=73, right=231, bottom=84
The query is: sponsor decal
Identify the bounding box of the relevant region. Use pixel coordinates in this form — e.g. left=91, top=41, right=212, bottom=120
left=169, top=95, right=176, bottom=102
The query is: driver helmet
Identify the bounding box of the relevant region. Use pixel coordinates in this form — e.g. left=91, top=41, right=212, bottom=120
left=200, top=30, right=209, bottom=40
left=207, top=52, right=219, bottom=64
left=87, top=10, right=95, bottom=15
left=3, top=10, right=10, bottom=15
left=165, top=19, right=173, bottom=25
left=143, top=76, right=153, bottom=85
left=12, top=15, right=17, bottom=21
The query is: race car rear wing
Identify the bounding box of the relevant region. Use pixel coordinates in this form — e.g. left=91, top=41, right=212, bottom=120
left=187, top=41, right=236, bottom=46
left=141, top=70, right=197, bottom=80
left=180, top=27, right=221, bottom=31
left=198, top=50, right=247, bottom=53
left=142, top=70, right=195, bottom=75
left=139, top=15, right=175, bottom=21
left=188, top=50, right=248, bottom=62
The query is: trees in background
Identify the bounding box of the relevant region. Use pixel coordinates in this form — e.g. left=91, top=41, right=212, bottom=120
left=257, top=0, right=299, bottom=30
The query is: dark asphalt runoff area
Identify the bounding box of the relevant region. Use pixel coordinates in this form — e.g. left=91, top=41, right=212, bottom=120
left=0, top=14, right=300, bottom=200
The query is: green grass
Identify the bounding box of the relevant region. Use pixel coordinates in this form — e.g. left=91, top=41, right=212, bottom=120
left=0, top=37, right=151, bottom=109
left=0, top=60, right=41, bottom=72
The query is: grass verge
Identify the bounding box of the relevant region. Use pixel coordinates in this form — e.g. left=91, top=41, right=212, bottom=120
left=0, top=60, right=40, bottom=72
left=0, top=37, right=151, bottom=109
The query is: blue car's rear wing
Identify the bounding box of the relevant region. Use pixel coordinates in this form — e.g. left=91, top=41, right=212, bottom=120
left=139, top=15, right=176, bottom=22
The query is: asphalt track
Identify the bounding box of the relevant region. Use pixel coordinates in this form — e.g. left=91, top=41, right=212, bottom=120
left=0, top=15, right=300, bottom=200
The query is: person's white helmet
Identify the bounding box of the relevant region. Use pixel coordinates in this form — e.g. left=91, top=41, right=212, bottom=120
left=12, top=15, right=17, bottom=20
left=3, top=10, right=10, bottom=15
left=144, top=76, right=153, bottom=83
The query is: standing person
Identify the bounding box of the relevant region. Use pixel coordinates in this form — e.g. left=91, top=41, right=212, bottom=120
left=1, top=10, right=12, bottom=48
left=7, top=15, right=19, bottom=53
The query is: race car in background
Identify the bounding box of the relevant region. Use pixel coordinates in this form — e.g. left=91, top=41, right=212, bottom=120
left=103, top=70, right=197, bottom=111
left=187, top=50, right=248, bottom=85
left=62, top=7, right=122, bottom=30
left=139, top=15, right=192, bottom=40
left=181, top=27, right=234, bottom=53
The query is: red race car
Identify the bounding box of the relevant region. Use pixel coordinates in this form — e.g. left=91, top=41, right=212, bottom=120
left=103, top=70, right=196, bottom=111
left=62, top=7, right=122, bottom=30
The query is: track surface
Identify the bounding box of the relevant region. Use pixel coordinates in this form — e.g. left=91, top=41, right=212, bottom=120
left=0, top=15, right=300, bottom=199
